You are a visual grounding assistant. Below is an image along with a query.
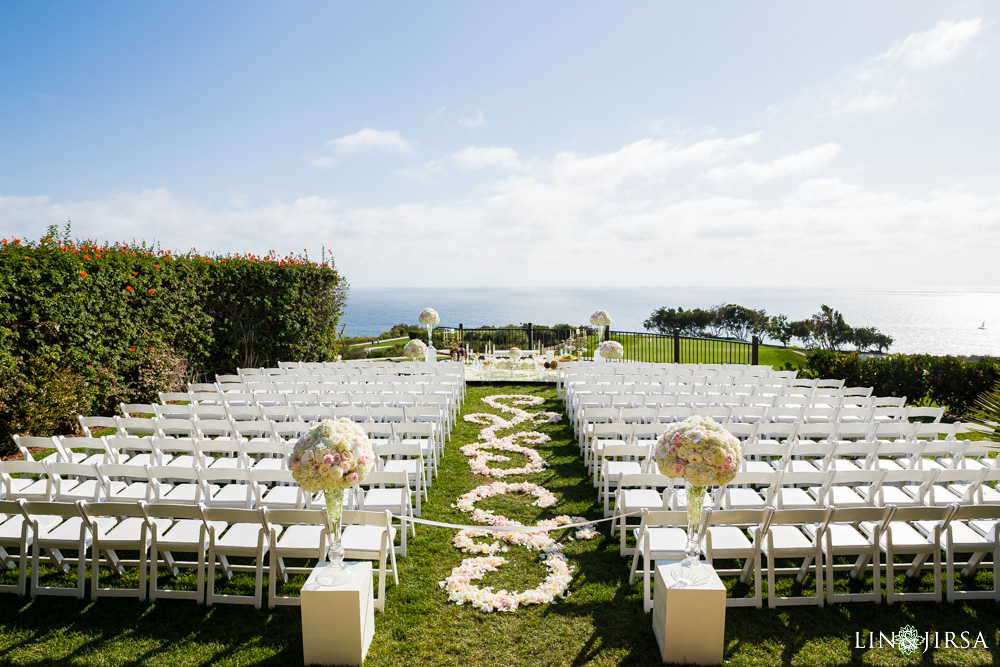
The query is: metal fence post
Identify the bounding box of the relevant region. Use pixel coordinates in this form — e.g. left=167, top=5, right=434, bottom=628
left=673, top=329, right=681, bottom=363
left=752, top=335, right=759, bottom=365
left=527, top=322, right=533, bottom=351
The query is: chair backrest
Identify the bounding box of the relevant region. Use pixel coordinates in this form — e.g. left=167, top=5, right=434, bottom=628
left=116, top=416, right=158, bottom=436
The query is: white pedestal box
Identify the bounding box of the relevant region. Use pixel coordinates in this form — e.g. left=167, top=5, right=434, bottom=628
left=652, top=560, right=726, bottom=666
left=300, top=562, right=374, bottom=666
left=425, top=346, right=437, bottom=363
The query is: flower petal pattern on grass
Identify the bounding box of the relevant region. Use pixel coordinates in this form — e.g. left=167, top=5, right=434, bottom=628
left=441, top=393, right=596, bottom=612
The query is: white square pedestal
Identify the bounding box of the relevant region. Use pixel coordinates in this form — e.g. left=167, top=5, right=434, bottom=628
left=301, top=562, right=374, bottom=666
left=652, top=560, right=726, bottom=666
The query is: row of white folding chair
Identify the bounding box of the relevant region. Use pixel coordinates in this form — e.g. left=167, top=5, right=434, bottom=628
left=0, top=499, right=398, bottom=610
left=569, top=392, right=883, bottom=422
left=743, top=437, right=997, bottom=476
left=272, top=360, right=464, bottom=373
left=628, top=502, right=997, bottom=611
left=609, top=466, right=999, bottom=549
left=575, top=406, right=922, bottom=444
left=3, top=445, right=422, bottom=526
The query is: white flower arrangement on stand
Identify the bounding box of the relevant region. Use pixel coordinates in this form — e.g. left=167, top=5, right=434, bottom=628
left=418, top=308, right=440, bottom=362
left=653, top=415, right=742, bottom=584
left=289, top=419, right=376, bottom=585
left=598, top=340, right=624, bottom=361
left=403, top=338, right=428, bottom=359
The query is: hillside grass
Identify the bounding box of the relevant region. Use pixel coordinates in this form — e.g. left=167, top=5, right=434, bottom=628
left=0, top=384, right=998, bottom=666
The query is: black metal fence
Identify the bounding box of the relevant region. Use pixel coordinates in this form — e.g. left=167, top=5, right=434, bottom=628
left=447, top=324, right=759, bottom=364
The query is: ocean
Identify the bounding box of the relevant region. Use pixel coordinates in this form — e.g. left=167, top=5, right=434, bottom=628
left=342, top=286, right=1000, bottom=357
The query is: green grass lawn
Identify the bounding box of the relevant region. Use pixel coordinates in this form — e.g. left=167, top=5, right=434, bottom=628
left=1, top=384, right=998, bottom=666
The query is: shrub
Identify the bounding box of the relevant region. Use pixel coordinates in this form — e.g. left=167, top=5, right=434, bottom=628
left=804, top=350, right=1000, bottom=416
left=0, top=227, right=347, bottom=455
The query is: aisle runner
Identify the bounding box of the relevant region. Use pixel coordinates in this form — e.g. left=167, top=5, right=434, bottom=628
left=438, top=394, right=598, bottom=613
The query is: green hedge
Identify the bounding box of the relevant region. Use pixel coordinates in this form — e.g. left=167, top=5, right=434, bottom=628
left=804, top=350, right=1000, bottom=416
left=0, top=228, right=347, bottom=454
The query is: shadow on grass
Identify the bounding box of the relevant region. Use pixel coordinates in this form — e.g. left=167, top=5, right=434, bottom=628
left=0, top=595, right=303, bottom=665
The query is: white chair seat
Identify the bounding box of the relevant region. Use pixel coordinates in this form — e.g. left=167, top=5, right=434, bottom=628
left=876, top=521, right=932, bottom=549
left=778, top=488, right=818, bottom=508
left=258, top=486, right=303, bottom=509
left=640, top=527, right=686, bottom=554
left=604, top=461, right=642, bottom=478
left=706, top=526, right=752, bottom=551
left=726, top=488, right=766, bottom=509
left=216, top=523, right=265, bottom=553
left=743, top=460, right=780, bottom=474
left=160, top=519, right=225, bottom=547
left=826, top=487, right=868, bottom=507
left=826, top=459, right=864, bottom=472
left=619, top=489, right=662, bottom=509
left=759, top=525, right=813, bottom=553
left=969, top=519, right=999, bottom=537
left=785, top=460, right=821, bottom=473
left=275, top=524, right=324, bottom=551
left=880, top=486, right=923, bottom=505
left=805, top=522, right=868, bottom=549
left=342, top=524, right=395, bottom=552
left=209, top=485, right=255, bottom=508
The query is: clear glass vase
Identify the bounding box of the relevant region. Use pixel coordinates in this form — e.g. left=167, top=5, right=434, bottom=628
left=672, top=482, right=713, bottom=587
left=317, top=487, right=355, bottom=586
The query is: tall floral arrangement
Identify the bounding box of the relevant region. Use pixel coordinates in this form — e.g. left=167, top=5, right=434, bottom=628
left=290, top=419, right=376, bottom=578
left=418, top=308, right=440, bottom=327
left=589, top=310, right=611, bottom=327
left=653, top=415, right=742, bottom=568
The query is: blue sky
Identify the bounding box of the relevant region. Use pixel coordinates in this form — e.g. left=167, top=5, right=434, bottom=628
left=1, top=2, right=997, bottom=287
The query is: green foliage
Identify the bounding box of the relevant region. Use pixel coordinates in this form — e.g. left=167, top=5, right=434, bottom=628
left=966, top=381, right=1000, bottom=443
left=647, top=302, right=893, bottom=352
left=0, top=227, right=347, bottom=454
left=805, top=350, right=1000, bottom=415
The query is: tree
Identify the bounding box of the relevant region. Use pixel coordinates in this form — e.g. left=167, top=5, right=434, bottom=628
left=643, top=307, right=713, bottom=336
left=810, top=304, right=853, bottom=351
left=767, top=314, right=793, bottom=347
left=715, top=303, right=769, bottom=342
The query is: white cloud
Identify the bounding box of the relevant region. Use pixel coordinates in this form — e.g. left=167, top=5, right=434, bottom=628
left=877, top=18, right=984, bottom=71
left=310, top=128, right=413, bottom=166
left=825, top=18, right=984, bottom=118
left=450, top=146, right=526, bottom=171
left=458, top=110, right=485, bottom=128
left=5, top=131, right=999, bottom=290
left=703, top=143, right=842, bottom=183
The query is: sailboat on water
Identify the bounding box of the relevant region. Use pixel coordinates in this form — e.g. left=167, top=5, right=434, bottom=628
left=979, top=320, right=987, bottom=330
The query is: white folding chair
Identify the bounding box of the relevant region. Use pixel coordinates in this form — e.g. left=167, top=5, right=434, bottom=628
left=629, top=508, right=689, bottom=613
left=149, top=466, right=214, bottom=505
left=200, top=467, right=257, bottom=508
left=262, top=507, right=326, bottom=607
left=945, top=504, right=1000, bottom=602
left=147, top=503, right=212, bottom=603
left=358, top=470, right=413, bottom=556
left=342, top=509, right=399, bottom=612
left=614, top=473, right=671, bottom=554
left=46, top=462, right=106, bottom=503
left=599, top=443, right=652, bottom=515
left=755, top=507, right=832, bottom=608
left=702, top=507, right=774, bottom=608
left=377, top=443, right=426, bottom=516
left=25, top=500, right=115, bottom=599
left=0, top=498, right=42, bottom=596
left=393, top=422, right=438, bottom=482
left=84, top=500, right=165, bottom=600
left=813, top=505, right=892, bottom=605
left=98, top=463, right=158, bottom=503
left=868, top=503, right=958, bottom=605
left=0, top=460, right=51, bottom=501
left=252, top=468, right=307, bottom=510
left=202, top=506, right=269, bottom=609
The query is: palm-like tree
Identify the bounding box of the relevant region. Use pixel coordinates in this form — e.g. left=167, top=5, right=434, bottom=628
left=966, top=381, right=1000, bottom=444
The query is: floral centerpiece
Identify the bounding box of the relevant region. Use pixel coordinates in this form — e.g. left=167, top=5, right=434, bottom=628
left=589, top=310, right=612, bottom=327
left=403, top=338, right=428, bottom=359
left=653, top=416, right=742, bottom=572
left=419, top=307, right=440, bottom=348
left=290, top=419, right=376, bottom=582
left=598, top=340, right=624, bottom=360
left=509, top=347, right=521, bottom=361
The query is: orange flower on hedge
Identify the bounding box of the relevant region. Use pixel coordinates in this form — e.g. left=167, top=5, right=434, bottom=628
left=155, top=264, right=161, bottom=269
left=129, top=347, right=135, bottom=352
left=126, top=285, right=133, bottom=292
left=80, top=271, right=87, bottom=277
left=147, top=289, right=155, bottom=294
left=132, top=271, right=138, bottom=276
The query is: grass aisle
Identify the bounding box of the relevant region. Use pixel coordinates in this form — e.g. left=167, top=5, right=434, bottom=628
left=365, top=383, right=659, bottom=666
left=0, top=383, right=998, bottom=665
